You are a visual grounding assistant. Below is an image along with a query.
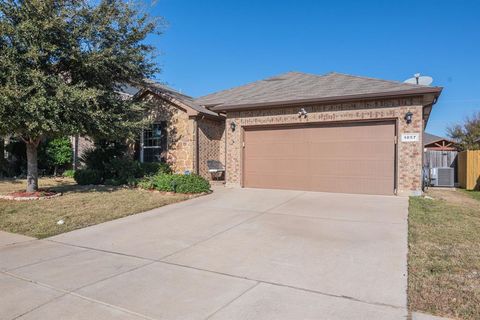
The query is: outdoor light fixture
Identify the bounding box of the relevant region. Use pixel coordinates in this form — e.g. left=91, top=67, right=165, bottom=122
left=404, top=111, right=413, bottom=124
left=298, top=108, right=308, bottom=118
left=230, top=121, right=236, bottom=131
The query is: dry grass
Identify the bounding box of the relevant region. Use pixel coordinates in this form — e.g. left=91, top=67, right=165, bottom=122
left=409, top=188, right=480, bottom=320
left=462, top=189, right=480, bottom=202
left=0, top=177, right=190, bottom=239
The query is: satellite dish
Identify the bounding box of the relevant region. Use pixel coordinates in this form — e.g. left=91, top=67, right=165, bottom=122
left=404, top=73, right=433, bottom=86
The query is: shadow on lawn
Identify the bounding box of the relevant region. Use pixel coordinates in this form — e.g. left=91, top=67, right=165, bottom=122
left=50, top=183, right=128, bottom=195
left=0, top=178, right=128, bottom=195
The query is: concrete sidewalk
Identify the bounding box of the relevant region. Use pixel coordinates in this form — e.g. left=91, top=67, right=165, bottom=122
left=1, top=187, right=408, bottom=319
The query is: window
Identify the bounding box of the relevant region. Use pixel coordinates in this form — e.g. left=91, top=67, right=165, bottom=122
left=141, top=122, right=167, bottom=162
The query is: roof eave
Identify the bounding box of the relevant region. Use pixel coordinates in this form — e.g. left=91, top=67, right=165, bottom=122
left=136, top=88, right=223, bottom=119
left=208, top=87, right=443, bottom=112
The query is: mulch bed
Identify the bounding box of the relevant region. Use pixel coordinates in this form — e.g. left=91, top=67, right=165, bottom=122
left=0, top=189, right=62, bottom=201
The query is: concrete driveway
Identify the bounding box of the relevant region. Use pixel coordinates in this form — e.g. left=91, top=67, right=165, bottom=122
left=0, top=188, right=408, bottom=319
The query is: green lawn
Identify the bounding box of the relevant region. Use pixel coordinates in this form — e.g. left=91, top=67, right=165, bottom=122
left=0, top=177, right=190, bottom=238
left=408, top=189, right=480, bottom=320
left=462, top=189, right=480, bottom=202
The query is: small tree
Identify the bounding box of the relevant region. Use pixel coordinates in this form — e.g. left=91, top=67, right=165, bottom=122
left=447, top=111, right=480, bottom=151
left=45, top=138, right=72, bottom=175
left=0, top=0, right=160, bottom=192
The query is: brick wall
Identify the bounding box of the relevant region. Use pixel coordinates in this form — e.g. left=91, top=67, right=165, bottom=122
left=143, top=93, right=195, bottom=174
left=197, top=118, right=225, bottom=179
left=225, top=97, right=425, bottom=196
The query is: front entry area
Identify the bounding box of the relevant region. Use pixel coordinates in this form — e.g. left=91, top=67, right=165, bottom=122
left=243, top=121, right=396, bottom=195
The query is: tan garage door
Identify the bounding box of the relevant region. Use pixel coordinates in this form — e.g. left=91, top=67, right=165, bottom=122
left=243, top=121, right=396, bottom=195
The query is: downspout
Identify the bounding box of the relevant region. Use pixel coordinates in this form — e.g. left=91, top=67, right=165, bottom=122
left=195, top=117, right=200, bottom=175
left=224, top=114, right=228, bottom=183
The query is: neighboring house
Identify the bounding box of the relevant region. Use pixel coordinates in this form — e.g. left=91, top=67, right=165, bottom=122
left=423, top=132, right=459, bottom=183
left=75, top=71, right=443, bottom=196
left=423, top=132, right=457, bottom=151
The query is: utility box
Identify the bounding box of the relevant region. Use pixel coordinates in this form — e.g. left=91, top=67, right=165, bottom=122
left=430, top=167, right=455, bottom=187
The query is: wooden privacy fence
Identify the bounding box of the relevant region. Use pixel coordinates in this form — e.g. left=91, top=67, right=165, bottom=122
left=458, top=150, right=480, bottom=190
left=424, top=150, right=458, bottom=182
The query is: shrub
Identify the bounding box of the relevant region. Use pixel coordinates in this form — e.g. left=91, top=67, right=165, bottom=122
left=174, top=174, right=211, bottom=193
left=74, top=169, right=102, bottom=185
left=104, top=158, right=143, bottom=184
left=4, top=139, right=27, bottom=176
left=63, top=169, right=75, bottom=178
left=137, top=176, right=155, bottom=189
left=139, top=173, right=210, bottom=194
left=140, top=162, right=172, bottom=176
left=80, top=140, right=128, bottom=175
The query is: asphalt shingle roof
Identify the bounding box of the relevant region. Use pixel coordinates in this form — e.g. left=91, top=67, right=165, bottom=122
left=195, top=71, right=441, bottom=108
left=144, top=82, right=220, bottom=117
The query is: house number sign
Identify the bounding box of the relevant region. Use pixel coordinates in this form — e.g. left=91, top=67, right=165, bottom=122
left=401, top=133, right=419, bottom=142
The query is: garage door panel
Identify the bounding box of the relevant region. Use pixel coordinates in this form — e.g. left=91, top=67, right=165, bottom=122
left=245, top=158, right=309, bottom=174
left=245, top=172, right=312, bottom=190
left=246, top=143, right=309, bottom=159
left=243, top=122, right=395, bottom=195
left=308, top=159, right=392, bottom=178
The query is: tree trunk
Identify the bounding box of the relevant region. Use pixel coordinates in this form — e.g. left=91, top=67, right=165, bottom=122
left=26, top=142, right=39, bottom=192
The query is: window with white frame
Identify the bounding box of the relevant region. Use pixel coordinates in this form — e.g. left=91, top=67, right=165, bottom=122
left=141, top=122, right=167, bottom=162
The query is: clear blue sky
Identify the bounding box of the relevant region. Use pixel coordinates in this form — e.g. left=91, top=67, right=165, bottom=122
left=145, top=0, right=480, bottom=137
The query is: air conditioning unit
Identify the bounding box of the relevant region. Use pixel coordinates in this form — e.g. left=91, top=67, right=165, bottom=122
left=430, top=167, right=454, bottom=187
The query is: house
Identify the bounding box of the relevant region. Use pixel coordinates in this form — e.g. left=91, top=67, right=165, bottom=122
left=74, top=71, right=443, bottom=196
left=198, top=72, right=442, bottom=196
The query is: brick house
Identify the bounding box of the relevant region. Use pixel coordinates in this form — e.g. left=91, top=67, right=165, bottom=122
left=72, top=71, right=443, bottom=196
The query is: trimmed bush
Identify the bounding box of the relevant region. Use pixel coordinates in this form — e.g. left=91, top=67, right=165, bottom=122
left=104, top=158, right=143, bottom=184
left=174, top=174, right=211, bottom=194
left=140, top=162, right=172, bottom=176
left=74, top=169, right=102, bottom=185
left=137, top=176, right=155, bottom=189
left=63, top=169, right=75, bottom=178
left=139, top=173, right=210, bottom=194
left=80, top=140, right=127, bottom=175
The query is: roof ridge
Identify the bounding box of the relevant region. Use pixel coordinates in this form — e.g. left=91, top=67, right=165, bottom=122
left=147, top=81, right=194, bottom=100
left=327, top=72, right=434, bottom=88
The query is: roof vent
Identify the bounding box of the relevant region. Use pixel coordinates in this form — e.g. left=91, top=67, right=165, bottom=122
left=264, top=77, right=286, bottom=82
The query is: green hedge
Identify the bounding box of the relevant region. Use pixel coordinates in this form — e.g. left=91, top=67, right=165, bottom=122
left=138, top=173, right=210, bottom=194
left=63, top=169, right=75, bottom=178
left=74, top=169, right=102, bottom=185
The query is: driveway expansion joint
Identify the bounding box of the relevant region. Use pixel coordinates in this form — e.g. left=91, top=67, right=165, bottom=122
left=2, top=268, right=157, bottom=320
left=157, top=260, right=406, bottom=311
left=263, top=211, right=406, bottom=225
left=204, top=282, right=260, bottom=320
